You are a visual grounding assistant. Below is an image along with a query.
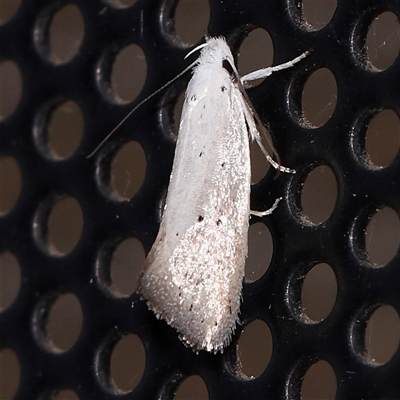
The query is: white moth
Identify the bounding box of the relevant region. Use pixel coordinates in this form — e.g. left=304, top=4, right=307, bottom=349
left=138, top=36, right=308, bottom=353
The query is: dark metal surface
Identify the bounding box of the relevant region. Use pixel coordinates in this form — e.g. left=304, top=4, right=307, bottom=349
left=1, top=0, right=400, bottom=399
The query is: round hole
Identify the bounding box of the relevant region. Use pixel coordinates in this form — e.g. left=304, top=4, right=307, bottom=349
left=301, top=68, right=337, bottom=127
left=364, top=305, right=400, bottom=365
left=110, top=44, right=147, bottom=103
left=174, top=375, right=209, bottom=400
left=51, top=389, right=79, bottom=400
left=173, top=0, right=210, bottom=46
left=301, top=165, right=338, bottom=224
left=238, top=29, right=273, bottom=87
left=0, top=348, right=20, bottom=399
left=237, top=319, right=272, bottom=378
left=0, top=60, right=22, bottom=120
left=245, top=222, right=272, bottom=282
left=301, top=0, right=337, bottom=30
left=46, top=100, right=84, bottom=159
left=46, top=196, right=83, bottom=255
left=109, top=238, right=145, bottom=297
left=365, top=109, right=400, bottom=168
left=301, top=360, right=337, bottom=399
left=0, top=252, right=21, bottom=311
left=45, top=293, right=83, bottom=352
left=0, top=0, right=21, bottom=24
left=0, top=155, right=22, bottom=215
left=365, top=207, right=400, bottom=267
left=110, top=334, right=145, bottom=393
left=110, top=141, right=147, bottom=200
left=366, top=12, right=400, bottom=71
left=301, top=263, right=337, bottom=322
left=48, top=4, right=84, bottom=64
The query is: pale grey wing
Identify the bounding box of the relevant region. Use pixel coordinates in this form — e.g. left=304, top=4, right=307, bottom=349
left=139, top=66, right=252, bottom=352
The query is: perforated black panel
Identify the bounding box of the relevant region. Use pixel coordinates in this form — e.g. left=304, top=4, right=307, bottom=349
left=1, top=0, right=400, bottom=399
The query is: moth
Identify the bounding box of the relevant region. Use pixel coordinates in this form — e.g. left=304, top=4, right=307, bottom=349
left=138, top=36, right=308, bottom=353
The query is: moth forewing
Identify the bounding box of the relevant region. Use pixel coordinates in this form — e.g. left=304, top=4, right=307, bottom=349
left=139, top=38, right=251, bottom=353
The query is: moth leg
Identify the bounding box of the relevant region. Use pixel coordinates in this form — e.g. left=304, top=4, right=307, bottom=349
left=251, top=197, right=282, bottom=217
left=241, top=50, right=311, bottom=87
left=241, top=98, right=295, bottom=174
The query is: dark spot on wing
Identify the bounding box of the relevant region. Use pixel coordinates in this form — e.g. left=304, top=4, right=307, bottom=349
left=221, top=162, right=225, bottom=167
left=216, top=219, right=222, bottom=226
left=199, top=151, right=203, bottom=157
left=198, top=215, right=204, bottom=222
left=221, top=85, right=227, bottom=92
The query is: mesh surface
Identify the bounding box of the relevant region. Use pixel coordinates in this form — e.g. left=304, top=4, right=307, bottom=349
left=1, top=0, right=400, bottom=399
